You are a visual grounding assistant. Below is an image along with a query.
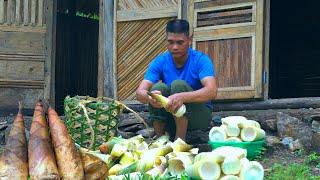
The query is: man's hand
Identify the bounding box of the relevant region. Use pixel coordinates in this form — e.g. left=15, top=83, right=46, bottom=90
left=148, top=90, right=163, bottom=108
left=167, top=93, right=185, bottom=114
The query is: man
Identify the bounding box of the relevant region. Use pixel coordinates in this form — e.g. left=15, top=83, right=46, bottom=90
left=136, top=19, right=217, bottom=141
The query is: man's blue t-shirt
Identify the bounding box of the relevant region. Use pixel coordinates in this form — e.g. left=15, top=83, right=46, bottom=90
left=144, top=48, right=215, bottom=107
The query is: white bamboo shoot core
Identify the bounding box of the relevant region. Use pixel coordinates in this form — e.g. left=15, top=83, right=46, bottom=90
left=239, top=161, right=264, bottom=180
left=209, top=127, right=227, bottom=142
left=221, top=157, right=241, bottom=175
left=186, top=160, right=221, bottom=180
left=226, top=124, right=240, bottom=137
left=239, top=120, right=261, bottom=129
left=241, top=126, right=265, bottom=142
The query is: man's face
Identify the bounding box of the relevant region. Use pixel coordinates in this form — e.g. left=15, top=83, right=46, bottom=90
left=166, top=32, right=191, bottom=60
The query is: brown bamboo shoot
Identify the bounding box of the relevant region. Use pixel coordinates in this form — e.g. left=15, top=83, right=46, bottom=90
left=28, top=101, right=60, bottom=179
left=48, top=107, right=84, bottom=179
left=0, top=103, right=28, bottom=179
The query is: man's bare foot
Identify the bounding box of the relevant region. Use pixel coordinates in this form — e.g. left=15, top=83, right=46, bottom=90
left=153, top=120, right=166, bottom=137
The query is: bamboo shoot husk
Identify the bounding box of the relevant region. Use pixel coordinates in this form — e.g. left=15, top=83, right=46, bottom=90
left=240, top=126, right=265, bottom=142
left=0, top=103, right=28, bottom=179
left=28, top=102, right=60, bottom=179
left=80, top=148, right=108, bottom=180
left=48, top=107, right=84, bottom=179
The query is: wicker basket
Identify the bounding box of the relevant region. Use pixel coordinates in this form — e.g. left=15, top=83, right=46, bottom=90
left=64, top=96, right=124, bottom=150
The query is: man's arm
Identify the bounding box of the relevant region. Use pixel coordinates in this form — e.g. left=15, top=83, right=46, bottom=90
left=136, top=80, right=153, bottom=104
left=166, top=76, right=217, bottom=113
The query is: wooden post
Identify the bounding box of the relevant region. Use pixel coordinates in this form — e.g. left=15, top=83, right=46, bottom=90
left=44, top=0, right=57, bottom=108
left=98, top=0, right=116, bottom=98
left=0, top=0, right=4, bottom=24
left=31, top=0, right=36, bottom=25
left=23, top=0, right=29, bottom=25
left=15, top=0, right=21, bottom=25
left=38, top=0, right=43, bottom=26
left=263, top=0, right=270, bottom=100
left=181, top=0, right=188, bottom=20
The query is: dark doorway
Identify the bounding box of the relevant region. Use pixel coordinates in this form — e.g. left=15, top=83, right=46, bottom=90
left=269, top=1, right=320, bottom=99
left=55, top=0, right=99, bottom=114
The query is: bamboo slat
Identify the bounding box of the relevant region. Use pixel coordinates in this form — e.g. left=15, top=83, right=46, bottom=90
left=23, top=0, right=29, bottom=25
left=117, top=18, right=170, bottom=100
left=31, top=0, right=36, bottom=25
left=7, top=0, right=13, bottom=24
left=38, top=0, right=43, bottom=26
left=118, top=0, right=178, bottom=10
left=15, top=0, right=21, bottom=25
left=0, top=0, right=4, bottom=24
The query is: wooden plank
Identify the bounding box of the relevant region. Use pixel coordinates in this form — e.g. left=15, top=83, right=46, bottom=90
left=181, top=0, right=188, bottom=20
left=15, top=0, right=21, bottom=25
left=0, top=88, right=44, bottom=109
left=98, top=0, right=104, bottom=97
left=38, top=0, right=43, bottom=26
left=263, top=0, right=270, bottom=100
left=0, top=79, right=44, bottom=88
left=193, top=25, right=255, bottom=41
left=31, top=0, right=36, bottom=25
left=0, top=53, right=44, bottom=61
left=7, top=0, right=13, bottom=24
left=117, top=7, right=178, bottom=22
left=0, top=31, right=44, bottom=54
left=0, top=0, right=4, bottom=24
left=254, top=0, right=264, bottom=98
left=0, top=24, right=46, bottom=32
left=23, top=0, right=29, bottom=25
left=99, top=0, right=116, bottom=98
left=195, top=0, right=255, bottom=9
left=44, top=0, right=56, bottom=107
left=216, top=90, right=256, bottom=100
left=0, top=60, right=45, bottom=80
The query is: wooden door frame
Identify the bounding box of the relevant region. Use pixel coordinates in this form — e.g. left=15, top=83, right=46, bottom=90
left=45, top=0, right=57, bottom=107
left=98, top=0, right=116, bottom=98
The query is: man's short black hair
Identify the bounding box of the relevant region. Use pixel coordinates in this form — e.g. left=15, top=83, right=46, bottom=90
left=166, top=19, right=189, bottom=36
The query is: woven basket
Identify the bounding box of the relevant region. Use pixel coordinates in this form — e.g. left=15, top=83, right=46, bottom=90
left=64, top=96, right=124, bottom=150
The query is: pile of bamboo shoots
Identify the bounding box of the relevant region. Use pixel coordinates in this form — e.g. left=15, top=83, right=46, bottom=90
left=188, top=146, right=264, bottom=180
left=0, top=101, right=88, bottom=179
left=209, top=116, right=266, bottom=142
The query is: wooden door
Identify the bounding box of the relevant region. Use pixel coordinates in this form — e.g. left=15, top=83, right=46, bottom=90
left=114, top=0, right=182, bottom=101
left=189, top=0, right=265, bottom=100
left=0, top=0, right=54, bottom=110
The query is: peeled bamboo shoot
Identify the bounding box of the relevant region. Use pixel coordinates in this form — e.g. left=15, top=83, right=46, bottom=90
left=239, top=161, right=264, bottom=180
left=209, top=127, right=227, bottom=142
left=240, top=126, right=265, bottom=142
left=186, top=160, right=221, bottom=180
left=147, top=92, right=186, bottom=117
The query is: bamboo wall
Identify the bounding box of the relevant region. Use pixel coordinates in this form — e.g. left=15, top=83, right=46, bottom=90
left=0, top=0, right=45, bottom=26
left=116, top=0, right=179, bottom=101
left=0, top=0, right=48, bottom=110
